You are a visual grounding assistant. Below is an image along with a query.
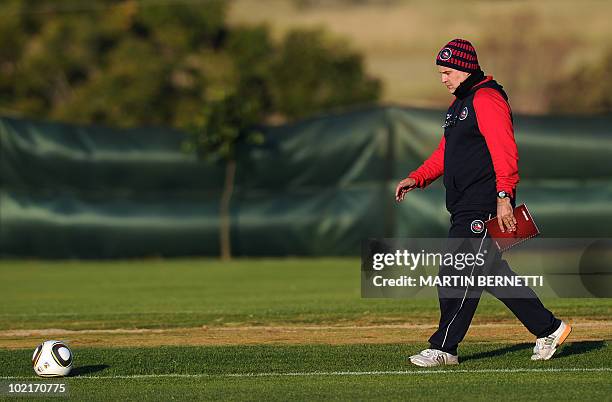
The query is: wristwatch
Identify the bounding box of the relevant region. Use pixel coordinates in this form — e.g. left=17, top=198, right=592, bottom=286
left=497, top=190, right=511, bottom=199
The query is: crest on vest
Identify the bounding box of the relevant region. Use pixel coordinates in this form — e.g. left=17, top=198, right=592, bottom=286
left=442, top=104, right=471, bottom=129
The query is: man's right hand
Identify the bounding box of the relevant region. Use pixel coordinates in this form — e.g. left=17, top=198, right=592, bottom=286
left=395, top=177, right=417, bottom=202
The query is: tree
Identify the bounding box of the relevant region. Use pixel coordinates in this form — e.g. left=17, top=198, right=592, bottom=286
left=183, top=25, right=270, bottom=261
left=187, top=92, right=265, bottom=261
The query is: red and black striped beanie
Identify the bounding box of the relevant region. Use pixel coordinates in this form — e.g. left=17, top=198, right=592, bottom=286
left=436, top=38, right=480, bottom=73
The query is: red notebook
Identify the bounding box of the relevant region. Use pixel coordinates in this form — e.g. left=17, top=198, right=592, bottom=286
left=485, top=204, right=540, bottom=252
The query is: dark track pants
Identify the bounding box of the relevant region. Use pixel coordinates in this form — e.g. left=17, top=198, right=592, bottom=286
left=428, top=209, right=561, bottom=356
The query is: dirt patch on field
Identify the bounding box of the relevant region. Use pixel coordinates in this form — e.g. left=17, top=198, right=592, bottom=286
left=1, top=320, right=610, bottom=349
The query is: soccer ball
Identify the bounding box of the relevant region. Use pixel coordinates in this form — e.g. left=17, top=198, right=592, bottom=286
left=32, top=340, right=73, bottom=377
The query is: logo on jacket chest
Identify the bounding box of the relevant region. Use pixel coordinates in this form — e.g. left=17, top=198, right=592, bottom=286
left=442, top=106, right=470, bottom=128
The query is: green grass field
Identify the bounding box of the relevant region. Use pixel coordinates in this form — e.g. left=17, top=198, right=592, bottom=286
left=1, top=343, right=611, bottom=400
left=1, top=259, right=610, bottom=330
left=0, top=259, right=610, bottom=400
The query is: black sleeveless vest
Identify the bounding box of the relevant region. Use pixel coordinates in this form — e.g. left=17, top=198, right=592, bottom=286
left=442, top=79, right=510, bottom=213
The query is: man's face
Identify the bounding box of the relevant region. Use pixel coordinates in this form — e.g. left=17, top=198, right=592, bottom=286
left=438, top=66, right=470, bottom=94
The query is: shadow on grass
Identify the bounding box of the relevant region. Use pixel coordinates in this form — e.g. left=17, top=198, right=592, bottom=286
left=461, top=343, right=532, bottom=362
left=461, top=340, right=607, bottom=362
left=555, top=341, right=607, bottom=359
left=70, top=364, right=109, bottom=377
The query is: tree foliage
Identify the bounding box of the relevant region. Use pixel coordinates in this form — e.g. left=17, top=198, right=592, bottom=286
left=270, top=29, right=381, bottom=119
left=0, top=0, right=381, bottom=130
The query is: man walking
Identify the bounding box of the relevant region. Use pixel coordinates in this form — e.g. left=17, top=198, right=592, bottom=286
left=395, top=38, right=571, bottom=367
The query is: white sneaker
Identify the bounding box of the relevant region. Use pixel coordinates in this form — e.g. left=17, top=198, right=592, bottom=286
left=531, top=321, right=572, bottom=361
left=409, top=349, right=459, bottom=367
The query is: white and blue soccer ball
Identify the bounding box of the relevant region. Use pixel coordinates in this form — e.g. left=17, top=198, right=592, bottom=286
left=32, top=340, right=73, bottom=377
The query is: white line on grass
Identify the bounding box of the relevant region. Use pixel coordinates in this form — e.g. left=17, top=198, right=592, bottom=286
left=1, top=367, right=610, bottom=380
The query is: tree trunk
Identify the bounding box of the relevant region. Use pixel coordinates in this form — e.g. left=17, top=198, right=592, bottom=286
left=219, top=158, right=236, bottom=261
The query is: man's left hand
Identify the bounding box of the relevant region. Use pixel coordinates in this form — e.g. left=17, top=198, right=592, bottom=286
left=497, top=197, right=516, bottom=233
